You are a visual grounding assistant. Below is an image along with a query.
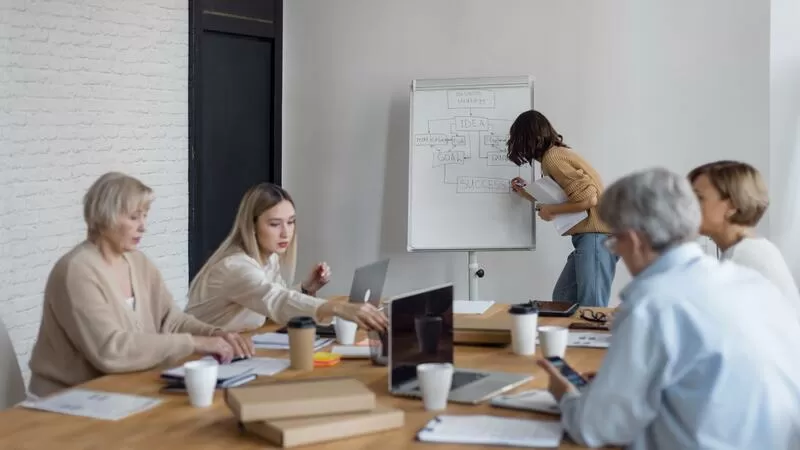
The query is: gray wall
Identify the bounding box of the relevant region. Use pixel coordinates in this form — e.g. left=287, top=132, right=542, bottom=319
left=282, top=0, right=770, bottom=303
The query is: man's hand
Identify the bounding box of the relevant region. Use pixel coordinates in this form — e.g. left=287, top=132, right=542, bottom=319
left=537, top=358, right=579, bottom=402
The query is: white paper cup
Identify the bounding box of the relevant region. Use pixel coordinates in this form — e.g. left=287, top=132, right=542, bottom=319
left=416, top=363, right=453, bottom=411
left=509, top=303, right=539, bottom=355
left=539, top=326, right=569, bottom=358
left=184, top=359, right=218, bottom=408
left=334, top=317, right=358, bottom=345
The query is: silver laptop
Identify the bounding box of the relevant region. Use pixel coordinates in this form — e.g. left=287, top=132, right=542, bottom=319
left=348, top=259, right=390, bottom=305
left=388, top=283, right=532, bottom=404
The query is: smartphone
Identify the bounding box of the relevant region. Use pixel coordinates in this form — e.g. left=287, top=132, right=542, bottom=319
left=546, top=356, right=589, bottom=388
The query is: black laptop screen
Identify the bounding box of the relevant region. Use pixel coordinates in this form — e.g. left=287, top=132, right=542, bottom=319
left=389, top=284, right=454, bottom=389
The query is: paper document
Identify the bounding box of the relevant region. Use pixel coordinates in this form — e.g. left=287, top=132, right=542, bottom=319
left=567, top=331, right=611, bottom=348
left=417, top=414, right=562, bottom=448
left=252, top=332, right=333, bottom=350
left=453, top=300, right=495, bottom=315
left=528, top=176, right=588, bottom=235
left=20, top=389, right=162, bottom=421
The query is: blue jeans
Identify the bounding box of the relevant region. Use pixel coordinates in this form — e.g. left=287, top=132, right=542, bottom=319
left=552, top=233, right=619, bottom=307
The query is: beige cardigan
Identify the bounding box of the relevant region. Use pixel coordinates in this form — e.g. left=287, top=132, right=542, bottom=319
left=28, top=241, right=220, bottom=397
left=185, top=252, right=327, bottom=331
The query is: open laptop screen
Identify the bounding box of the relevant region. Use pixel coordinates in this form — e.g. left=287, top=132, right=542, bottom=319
left=389, top=284, right=454, bottom=390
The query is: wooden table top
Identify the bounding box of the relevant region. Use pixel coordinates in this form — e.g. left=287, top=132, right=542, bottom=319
left=0, top=306, right=614, bottom=450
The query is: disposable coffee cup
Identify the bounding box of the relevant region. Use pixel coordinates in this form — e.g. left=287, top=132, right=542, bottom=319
left=183, top=359, right=218, bottom=408
left=417, top=362, right=453, bottom=411
left=539, top=325, right=569, bottom=358
left=287, top=316, right=316, bottom=370
left=334, top=317, right=358, bottom=345
left=508, top=301, right=539, bottom=355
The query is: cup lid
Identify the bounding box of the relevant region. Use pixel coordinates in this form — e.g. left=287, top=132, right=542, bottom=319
left=508, top=301, right=539, bottom=315
left=287, top=316, right=316, bottom=329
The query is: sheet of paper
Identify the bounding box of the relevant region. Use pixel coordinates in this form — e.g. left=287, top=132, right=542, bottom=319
left=453, top=300, right=495, bottom=315
left=251, top=333, right=333, bottom=350
left=567, top=331, right=611, bottom=348
left=528, top=176, right=588, bottom=235
left=20, top=389, right=162, bottom=421
left=417, top=414, right=562, bottom=448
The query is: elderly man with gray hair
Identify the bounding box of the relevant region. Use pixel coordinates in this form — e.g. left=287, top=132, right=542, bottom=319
left=537, top=168, right=800, bottom=449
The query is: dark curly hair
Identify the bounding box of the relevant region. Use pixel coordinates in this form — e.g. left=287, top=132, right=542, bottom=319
left=506, top=110, right=569, bottom=165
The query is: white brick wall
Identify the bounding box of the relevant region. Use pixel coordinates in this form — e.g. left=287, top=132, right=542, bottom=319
left=0, top=0, right=189, bottom=381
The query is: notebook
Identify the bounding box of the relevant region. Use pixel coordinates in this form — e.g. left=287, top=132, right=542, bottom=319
left=161, top=356, right=290, bottom=384
left=417, top=415, right=563, bottom=448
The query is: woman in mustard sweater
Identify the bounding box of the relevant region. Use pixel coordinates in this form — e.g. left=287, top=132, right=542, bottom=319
left=507, top=110, right=618, bottom=307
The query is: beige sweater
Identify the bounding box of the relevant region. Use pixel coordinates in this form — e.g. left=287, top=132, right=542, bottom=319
left=541, top=146, right=611, bottom=235
left=185, top=252, right=327, bottom=331
left=28, top=241, right=220, bottom=397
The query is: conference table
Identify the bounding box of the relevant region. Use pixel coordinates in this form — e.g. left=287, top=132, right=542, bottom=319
left=0, top=301, right=614, bottom=449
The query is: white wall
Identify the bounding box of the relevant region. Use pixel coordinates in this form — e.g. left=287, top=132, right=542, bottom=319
left=769, top=0, right=800, bottom=280
left=0, top=0, right=189, bottom=379
left=283, top=0, right=770, bottom=303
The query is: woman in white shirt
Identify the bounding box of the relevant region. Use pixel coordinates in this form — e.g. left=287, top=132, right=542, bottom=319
left=185, top=183, right=387, bottom=332
left=689, top=161, right=800, bottom=307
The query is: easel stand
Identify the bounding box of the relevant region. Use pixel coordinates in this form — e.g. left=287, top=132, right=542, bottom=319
left=467, top=251, right=485, bottom=301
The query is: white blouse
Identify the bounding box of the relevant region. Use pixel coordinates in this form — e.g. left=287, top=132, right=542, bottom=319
left=184, top=252, right=327, bottom=331
left=721, top=237, right=800, bottom=311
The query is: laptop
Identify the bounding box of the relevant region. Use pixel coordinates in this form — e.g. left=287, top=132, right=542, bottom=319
left=277, top=259, right=390, bottom=337
left=348, top=258, right=390, bottom=305
left=388, top=283, right=532, bottom=404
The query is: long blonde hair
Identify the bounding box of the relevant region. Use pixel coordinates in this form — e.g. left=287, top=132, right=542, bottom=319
left=188, top=183, right=298, bottom=299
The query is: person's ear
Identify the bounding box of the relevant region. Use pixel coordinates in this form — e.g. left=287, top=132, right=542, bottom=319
left=626, top=230, right=645, bottom=254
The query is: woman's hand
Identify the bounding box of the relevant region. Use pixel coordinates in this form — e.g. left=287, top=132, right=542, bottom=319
left=192, top=336, right=235, bottom=364
left=538, top=204, right=556, bottom=221
left=333, top=302, right=388, bottom=332
left=213, top=331, right=255, bottom=359
left=302, top=262, right=331, bottom=295
left=510, top=176, right=528, bottom=193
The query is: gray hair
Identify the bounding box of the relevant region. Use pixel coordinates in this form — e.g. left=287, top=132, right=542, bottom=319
left=598, top=168, right=701, bottom=251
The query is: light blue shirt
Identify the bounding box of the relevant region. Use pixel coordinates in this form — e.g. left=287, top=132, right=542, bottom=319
left=559, top=243, right=800, bottom=449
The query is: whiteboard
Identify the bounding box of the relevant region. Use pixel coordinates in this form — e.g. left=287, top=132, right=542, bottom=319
left=407, top=76, right=536, bottom=251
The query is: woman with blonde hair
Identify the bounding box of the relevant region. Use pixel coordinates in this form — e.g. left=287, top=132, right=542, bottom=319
left=28, top=172, right=252, bottom=397
left=186, top=183, right=387, bottom=332
left=689, top=160, right=799, bottom=307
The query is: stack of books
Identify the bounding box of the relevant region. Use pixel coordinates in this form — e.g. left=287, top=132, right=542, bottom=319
left=225, top=377, right=404, bottom=448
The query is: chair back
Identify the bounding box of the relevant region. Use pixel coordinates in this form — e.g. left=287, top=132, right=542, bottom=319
left=0, top=317, right=26, bottom=409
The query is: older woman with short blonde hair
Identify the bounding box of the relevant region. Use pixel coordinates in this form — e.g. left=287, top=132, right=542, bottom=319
left=689, top=160, right=799, bottom=308
left=28, top=172, right=253, bottom=397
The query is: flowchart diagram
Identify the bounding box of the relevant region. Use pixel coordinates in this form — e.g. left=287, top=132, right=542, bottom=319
left=413, top=89, right=527, bottom=194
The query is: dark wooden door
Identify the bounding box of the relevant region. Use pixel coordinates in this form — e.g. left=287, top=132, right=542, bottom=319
left=189, top=0, right=283, bottom=279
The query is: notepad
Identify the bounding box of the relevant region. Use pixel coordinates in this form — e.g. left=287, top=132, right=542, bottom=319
left=417, top=415, right=563, bottom=448
left=20, top=389, right=162, bottom=421
left=161, top=356, right=290, bottom=381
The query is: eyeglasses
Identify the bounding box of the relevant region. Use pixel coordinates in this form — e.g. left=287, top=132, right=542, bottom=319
left=580, top=309, right=608, bottom=324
